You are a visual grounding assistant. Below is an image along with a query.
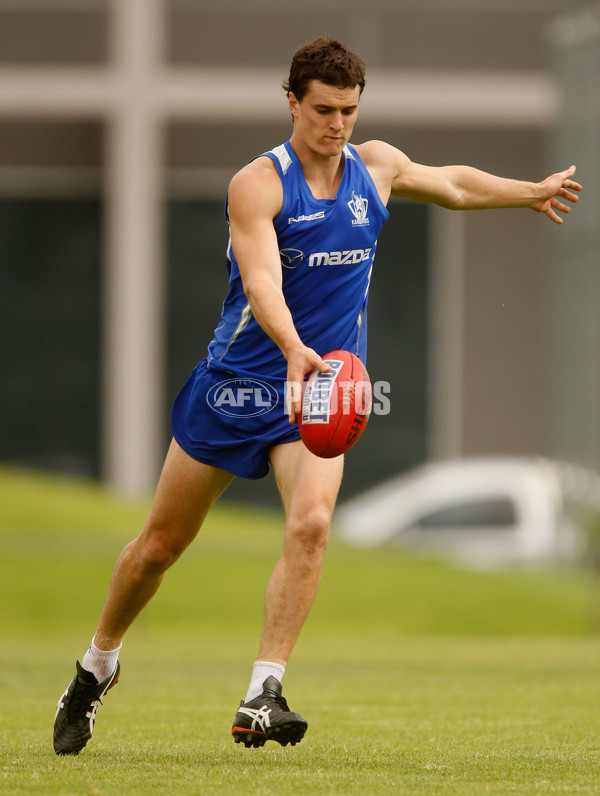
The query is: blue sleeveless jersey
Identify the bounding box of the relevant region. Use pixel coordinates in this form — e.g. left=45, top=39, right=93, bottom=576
left=206, top=140, right=389, bottom=381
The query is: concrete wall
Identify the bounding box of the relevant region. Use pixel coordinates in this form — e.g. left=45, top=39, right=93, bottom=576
left=0, top=0, right=595, bottom=492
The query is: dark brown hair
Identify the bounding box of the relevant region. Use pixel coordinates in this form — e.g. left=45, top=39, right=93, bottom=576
left=282, top=37, right=366, bottom=100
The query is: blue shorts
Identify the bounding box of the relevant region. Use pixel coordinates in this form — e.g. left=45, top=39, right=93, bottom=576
left=171, top=359, right=300, bottom=479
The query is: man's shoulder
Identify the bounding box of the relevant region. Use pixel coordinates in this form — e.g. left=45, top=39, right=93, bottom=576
left=352, top=140, right=411, bottom=197
left=353, top=139, right=404, bottom=165
left=228, top=156, right=283, bottom=217
left=230, top=156, right=281, bottom=194
left=233, top=154, right=280, bottom=182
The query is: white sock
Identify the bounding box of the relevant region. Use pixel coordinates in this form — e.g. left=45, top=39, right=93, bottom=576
left=244, top=660, right=285, bottom=703
left=81, top=638, right=122, bottom=683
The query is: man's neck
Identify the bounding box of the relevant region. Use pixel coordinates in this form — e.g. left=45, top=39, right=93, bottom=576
left=289, top=137, right=345, bottom=200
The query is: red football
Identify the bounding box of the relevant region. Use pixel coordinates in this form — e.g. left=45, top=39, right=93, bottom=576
left=298, top=349, right=372, bottom=458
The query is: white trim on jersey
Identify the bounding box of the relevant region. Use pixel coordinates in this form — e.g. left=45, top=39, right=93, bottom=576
left=220, top=302, right=253, bottom=360
left=356, top=261, right=374, bottom=351
left=270, top=144, right=293, bottom=175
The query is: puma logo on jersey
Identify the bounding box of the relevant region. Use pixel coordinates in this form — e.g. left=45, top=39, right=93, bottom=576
left=308, top=248, right=372, bottom=267
left=288, top=211, right=325, bottom=224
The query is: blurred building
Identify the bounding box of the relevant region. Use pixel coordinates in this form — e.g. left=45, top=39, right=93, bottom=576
left=0, top=0, right=598, bottom=503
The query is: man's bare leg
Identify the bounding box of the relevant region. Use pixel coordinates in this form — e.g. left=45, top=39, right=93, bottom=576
left=259, top=440, right=344, bottom=665
left=54, top=439, right=234, bottom=755
left=94, top=439, right=234, bottom=650
left=231, top=440, right=343, bottom=748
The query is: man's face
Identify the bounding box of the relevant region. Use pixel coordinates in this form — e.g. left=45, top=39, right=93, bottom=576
left=289, top=80, right=361, bottom=157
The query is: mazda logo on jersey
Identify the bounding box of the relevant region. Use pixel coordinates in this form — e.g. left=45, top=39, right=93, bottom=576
left=280, top=248, right=305, bottom=269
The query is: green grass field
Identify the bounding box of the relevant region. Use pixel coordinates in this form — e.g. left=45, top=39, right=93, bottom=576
left=1, top=466, right=600, bottom=795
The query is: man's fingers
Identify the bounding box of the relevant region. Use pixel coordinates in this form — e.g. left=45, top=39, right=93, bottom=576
left=547, top=208, right=563, bottom=224
left=285, top=350, right=334, bottom=423
left=286, top=378, right=302, bottom=423
left=553, top=198, right=570, bottom=214
left=560, top=187, right=581, bottom=202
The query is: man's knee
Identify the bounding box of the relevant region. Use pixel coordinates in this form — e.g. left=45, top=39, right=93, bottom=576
left=286, top=507, right=332, bottom=554
left=133, top=528, right=188, bottom=576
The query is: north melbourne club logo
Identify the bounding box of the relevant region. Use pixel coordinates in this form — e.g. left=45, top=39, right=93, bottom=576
left=347, top=192, right=370, bottom=226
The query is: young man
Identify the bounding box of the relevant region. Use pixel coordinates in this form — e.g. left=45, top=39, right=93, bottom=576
left=53, top=37, right=581, bottom=755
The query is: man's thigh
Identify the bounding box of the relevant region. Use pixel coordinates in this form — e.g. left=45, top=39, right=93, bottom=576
left=269, top=440, right=344, bottom=522
left=142, top=438, right=234, bottom=549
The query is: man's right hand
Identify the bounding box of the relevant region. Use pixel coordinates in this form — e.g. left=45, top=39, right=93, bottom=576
left=285, top=346, right=331, bottom=424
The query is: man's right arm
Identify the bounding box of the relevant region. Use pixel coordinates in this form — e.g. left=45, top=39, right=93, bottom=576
left=227, top=161, right=330, bottom=422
